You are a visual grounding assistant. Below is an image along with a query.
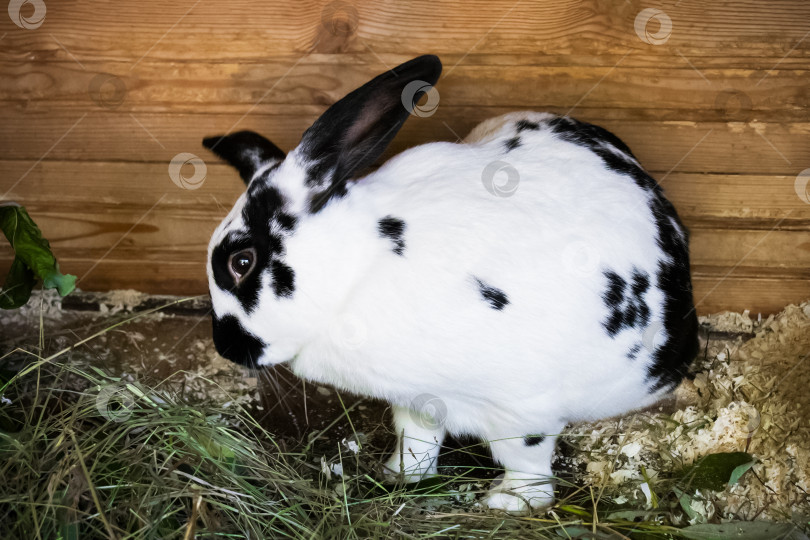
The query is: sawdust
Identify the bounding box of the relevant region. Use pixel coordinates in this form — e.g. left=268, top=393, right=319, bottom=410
left=0, top=289, right=259, bottom=411
left=564, top=301, right=810, bottom=524
left=97, top=289, right=150, bottom=314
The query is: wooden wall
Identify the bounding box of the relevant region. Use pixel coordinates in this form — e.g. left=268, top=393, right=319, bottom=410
left=1, top=0, right=808, bottom=314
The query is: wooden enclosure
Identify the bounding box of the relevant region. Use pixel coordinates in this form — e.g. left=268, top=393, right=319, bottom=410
left=1, top=0, right=808, bottom=315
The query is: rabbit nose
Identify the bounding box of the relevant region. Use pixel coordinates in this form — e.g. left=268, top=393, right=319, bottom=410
left=211, top=314, right=265, bottom=368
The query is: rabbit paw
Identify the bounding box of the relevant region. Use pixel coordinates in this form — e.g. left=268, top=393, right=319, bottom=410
left=483, top=475, right=554, bottom=515
left=382, top=453, right=438, bottom=484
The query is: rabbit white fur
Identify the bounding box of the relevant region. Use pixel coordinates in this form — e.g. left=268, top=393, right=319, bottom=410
left=204, top=56, right=698, bottom=515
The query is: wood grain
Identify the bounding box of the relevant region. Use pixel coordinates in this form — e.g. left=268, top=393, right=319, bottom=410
left=0, top=0, right=808, bottom=314
left=1, top=1, right=809, bottom=61
left=3, top=161, right=807, bottom=222
left=1, top=60, right=807, bottom=123
left=1, top=110, right=808, bottom=177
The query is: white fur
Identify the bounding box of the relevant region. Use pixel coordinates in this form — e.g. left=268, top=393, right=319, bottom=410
left=207, top=111, right=687, bottom=514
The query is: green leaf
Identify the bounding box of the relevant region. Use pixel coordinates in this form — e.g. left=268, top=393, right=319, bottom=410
left=193, top=431, right=236, bottom=467
left=673, top=486, right=702, bottom=524
left=0, top=256, right=36, bottom=309
left=554, top=526, right=616, bottom=539
left=679, top=521, right=809, bottom=540
left=678, top=452, right=754, bottom=491
left=606, top=509, right=662, bottom=521
left=557, top=504, right=592, bottom=518
left=58, top=523, right=79, bottom=540
left=728, top=460, right=756, bottom=487
left=0, top=205, right=76, bottom=308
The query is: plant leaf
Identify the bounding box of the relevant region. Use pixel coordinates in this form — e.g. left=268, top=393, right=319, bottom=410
left=673, top=486, right=702, bottom=524
left=679, top=521, right=809, bottom=540
left=606, top=509, right=662, bottom=521
left=0, top=256, right=37, bottom=309
left=728, top=460, right=756, bottom=487
left=0, top=205, right=75, bottom=306
left=557, top=504, right=592, bottom=518
left=678, top=452, right=754, bottom=491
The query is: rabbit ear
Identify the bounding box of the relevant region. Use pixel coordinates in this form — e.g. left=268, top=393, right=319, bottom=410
left=203, top=131, right=286, bottom=184
left=297, top=55, right=442, bottom=212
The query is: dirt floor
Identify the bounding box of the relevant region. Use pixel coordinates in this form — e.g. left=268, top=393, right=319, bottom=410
left=1, top=290, right=809, bottom=530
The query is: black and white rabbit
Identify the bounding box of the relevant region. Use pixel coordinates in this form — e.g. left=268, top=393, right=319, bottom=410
left=203, top=55, right=698, bottom=514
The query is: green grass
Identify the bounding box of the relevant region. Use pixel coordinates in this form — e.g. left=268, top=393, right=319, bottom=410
left=0, top=300, right=806, bottom=539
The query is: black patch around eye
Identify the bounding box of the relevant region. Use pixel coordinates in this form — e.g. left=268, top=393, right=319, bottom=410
left=473, top=277, right=509, bottom=310
left=211, top=314, right=265, bottom=368
left=504, top=136, right=521, bottom=151
left=270, top=260, right=295, bottom=298
left=378, top=216, right=406, bottom=256
left=211, top=183, right=292, bottom=314
left=524, top=435, right=546, bottom=446
left=516, top=119, right=540, bottom=132
left=212, top=235, right=263, bottom=313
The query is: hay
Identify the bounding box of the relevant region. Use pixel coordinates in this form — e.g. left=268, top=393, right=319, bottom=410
left=2, top=291, right=808, bottom=537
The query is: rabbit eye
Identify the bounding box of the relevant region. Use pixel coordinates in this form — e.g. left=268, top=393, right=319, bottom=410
left=228, top=248, right=256, bottom=282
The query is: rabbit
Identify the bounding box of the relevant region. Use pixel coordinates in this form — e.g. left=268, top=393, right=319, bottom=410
left=202, top=55, right=699, bottom=515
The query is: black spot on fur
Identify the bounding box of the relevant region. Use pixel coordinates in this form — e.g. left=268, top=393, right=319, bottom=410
left=473, top=277, right=509, bottom=310
left=211, top=315, right=265, bottom=368
left=516, top=119, right=540, bottom=132
left=645, top=186, right=698, bottom=391
left=270, top=260, right=295, bottom=298
left=603, top=271, right=626, bottom=307
left=548, top=114, right=699, bottom=391
left=378, top=216, right=406, bottom=255
left=627, top=343, right=642, bottom=360
left=649, top=257, right=698, bottom=391
left=601, top=268, right=651, bottom=337
left=548, top=116, right=636, bottom=161
left=504, top=136, right=521, bottom=151
left=548, top=115, right=698, bottom=391
left=524, top=435, right=546, bottom=446
left=276, top=212, right=297, bottom=232
left=632, top=270, right=651, bottom=326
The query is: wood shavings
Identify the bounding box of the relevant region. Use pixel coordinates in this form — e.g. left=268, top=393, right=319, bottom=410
left=562, top=300, right=810, bottom=523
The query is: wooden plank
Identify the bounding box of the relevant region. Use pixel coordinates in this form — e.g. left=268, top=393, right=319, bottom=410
left=1, top=0, right=807, bottom=314
left=0, top=61, right=807, bottom=122
left=2, top=161, right=808, bottom=223
left=689, top=229, right=810, bottom=268
left=1, top=1, right=809, bottom=62
left=2, top=167, right=808, bottom=315
left=0, top=197, right=805, bottom=266
left=661, top=173, right=810, bottom=222
left=692, top=273, right=810, bottom=315
left=1, top=110, right=808, bottom=176
left=0, top=255, right=804, bottom=316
